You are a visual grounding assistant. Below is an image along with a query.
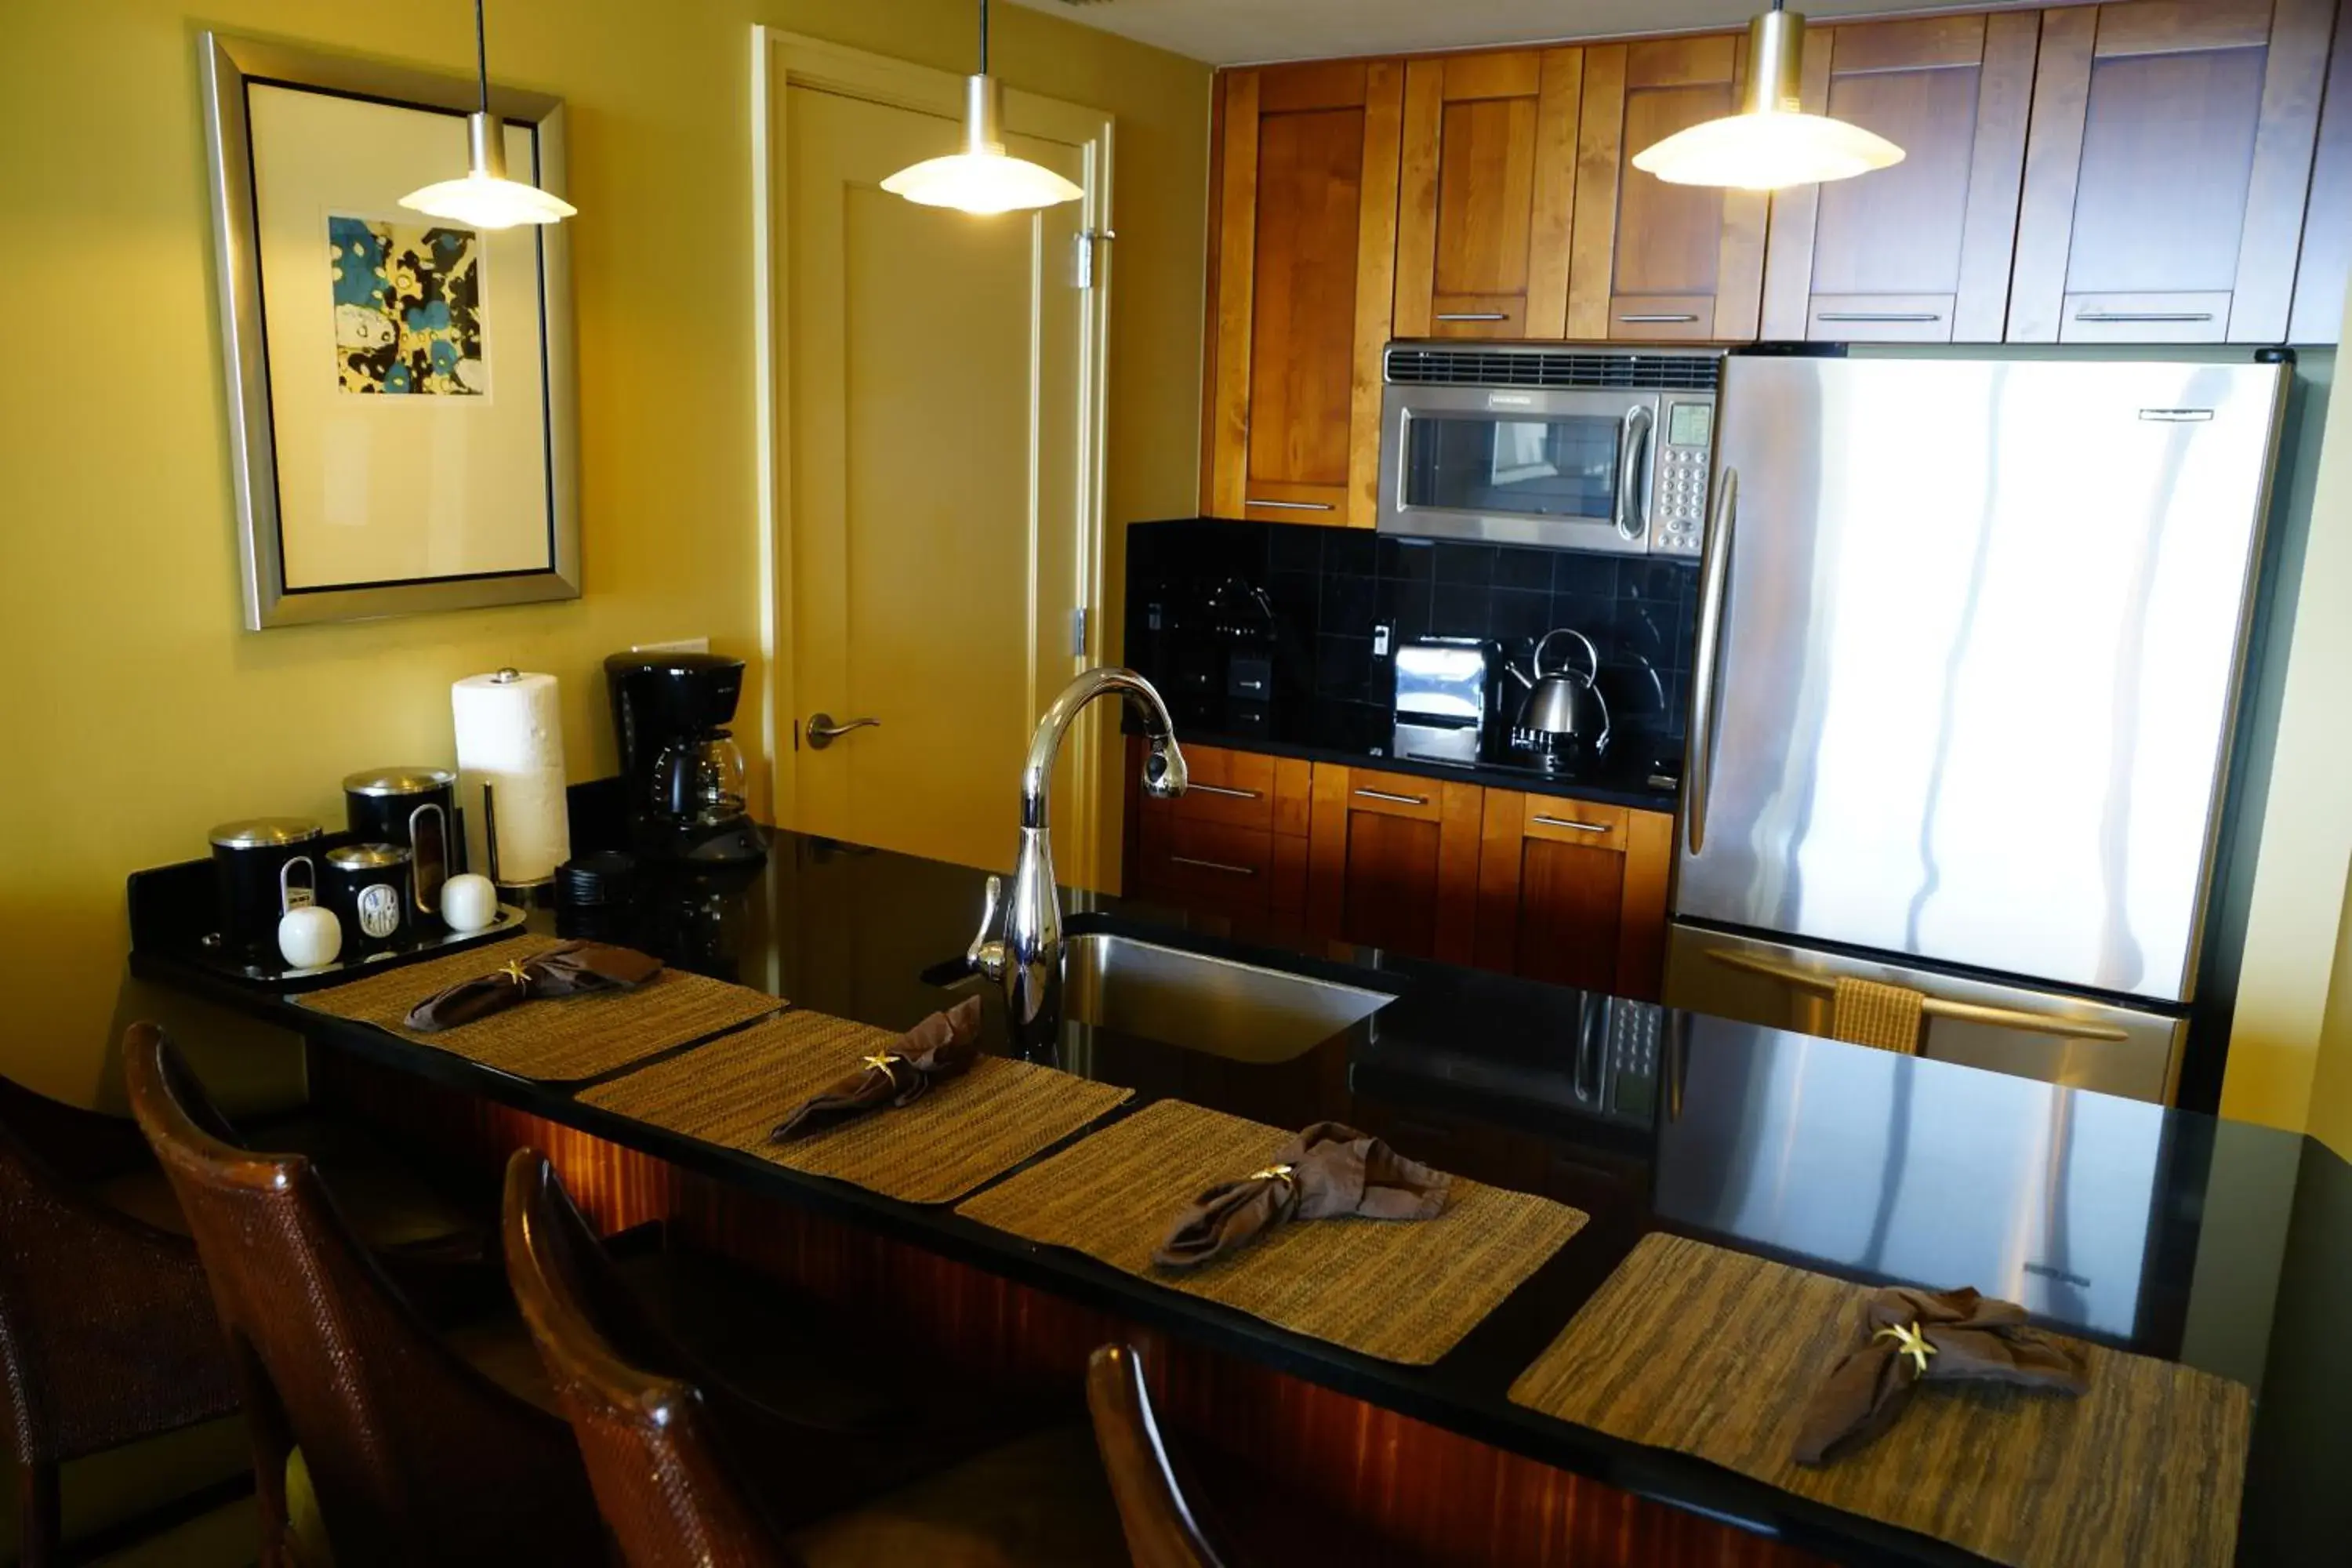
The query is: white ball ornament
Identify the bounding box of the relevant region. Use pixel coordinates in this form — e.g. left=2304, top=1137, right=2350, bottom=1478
left=440, top=873, right=499, bottom=934
left=278, top=905, right=343, bottom=970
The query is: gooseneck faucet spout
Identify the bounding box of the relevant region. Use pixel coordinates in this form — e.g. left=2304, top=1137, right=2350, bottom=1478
left=970, top=668, right=1188, bottom=1052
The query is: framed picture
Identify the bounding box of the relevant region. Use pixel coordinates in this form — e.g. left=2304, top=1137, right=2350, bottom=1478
left=201, top=34, right=580, bottom=630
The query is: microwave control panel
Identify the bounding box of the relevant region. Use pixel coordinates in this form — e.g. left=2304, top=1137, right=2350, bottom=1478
left=1651, top=398, right=1714, bottom=558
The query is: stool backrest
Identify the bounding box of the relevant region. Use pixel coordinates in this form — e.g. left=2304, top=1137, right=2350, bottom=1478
left=1086, top=1343, right=1228, bottom=1568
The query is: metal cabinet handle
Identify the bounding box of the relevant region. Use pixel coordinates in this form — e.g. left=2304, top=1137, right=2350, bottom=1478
left=1816, top=311, right=1941, bottom=323
left=2139, top=408, right=2216, bottom=423
left=1686, top=468, right=1736, bottom=857
left=1617, top=313, right=1700, bottom=324
left=1435, top=311, right=1509, bottom=322
left=1354, top=787, right=1428, bottom=807
left=1703, top=949, right=2131, bottom=1043
left=1533, top=815, right=1610, bottom=833
left=1617, top=405, right=1653, bottom=543
left=1171, top=855, right=1257, bottom=877
left=805, top=713, right=880, bottom=750
left=2074, top=310, right=2215, bottom=324
left=1246, top=498, right=1334, bottom=512
left=1187, top=782, right=1261, bottom=800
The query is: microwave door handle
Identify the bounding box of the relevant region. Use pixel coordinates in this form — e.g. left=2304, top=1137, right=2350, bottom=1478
left=1617, top=406, right=1653, bottom=543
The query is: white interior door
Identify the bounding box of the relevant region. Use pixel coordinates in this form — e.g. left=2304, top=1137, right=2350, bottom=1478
left=757, top=34, right=1110, bottom=881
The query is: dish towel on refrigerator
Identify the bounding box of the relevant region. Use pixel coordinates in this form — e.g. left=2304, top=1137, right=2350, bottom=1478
left=1829, top=977, right=1924, bottom=1055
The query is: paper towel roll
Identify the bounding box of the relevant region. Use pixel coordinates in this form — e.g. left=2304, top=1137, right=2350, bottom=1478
left=452, top=670, right=570, bottom=885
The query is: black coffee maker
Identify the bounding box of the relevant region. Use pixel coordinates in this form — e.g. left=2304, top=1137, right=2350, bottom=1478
left=603, top=652, right=766, bottom=865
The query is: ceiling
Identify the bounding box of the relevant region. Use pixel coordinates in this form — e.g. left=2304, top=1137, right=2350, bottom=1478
left=1002, top=0, right=2041, bottom=65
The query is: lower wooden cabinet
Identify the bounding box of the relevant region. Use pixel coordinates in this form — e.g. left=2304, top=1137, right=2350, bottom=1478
left=1127, top=742, right=1677, bottom=1001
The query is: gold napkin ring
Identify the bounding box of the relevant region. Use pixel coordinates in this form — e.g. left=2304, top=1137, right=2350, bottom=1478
left=499, top=960, right=532, bottom=986
left=861, top=1051, right=909, bottom=1090
left=1873, top=1320, right=1936, bottom=1375
left=1248, top=1162, right=1298, bottom=1191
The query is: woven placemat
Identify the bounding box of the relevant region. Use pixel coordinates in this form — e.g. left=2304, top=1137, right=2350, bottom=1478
left=1508, top=1232, right=2249, bottom=1568
left=579, top=1008, right=1134, bottom=1205
left=298, top=935, right=784, bottom=1083
left=954, top=1098, right=1586, bottom=1364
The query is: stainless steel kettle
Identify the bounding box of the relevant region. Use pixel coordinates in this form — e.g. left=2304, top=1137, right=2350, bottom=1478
left=1506, top=629, right=1610, bottom=753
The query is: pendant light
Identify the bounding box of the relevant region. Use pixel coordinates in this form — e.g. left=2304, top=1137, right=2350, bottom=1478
left=1631, top=2, right=1903, bottom=191
left=881, top=0, right=1083, bottom=216
left=400, top=0, right=576, bottom=229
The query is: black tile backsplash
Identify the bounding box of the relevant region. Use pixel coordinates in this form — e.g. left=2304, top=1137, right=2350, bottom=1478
left=1124, top=517, right=1700, bottom=756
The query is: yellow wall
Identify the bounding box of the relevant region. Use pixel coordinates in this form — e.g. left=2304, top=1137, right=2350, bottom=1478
left=2225, top=274, right=2352, bottom=1150
left=0, top=0, right=1207, bottom=1103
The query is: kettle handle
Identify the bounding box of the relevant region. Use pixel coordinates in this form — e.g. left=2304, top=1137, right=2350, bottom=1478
left=1534, top=628, right=1602, bottom=686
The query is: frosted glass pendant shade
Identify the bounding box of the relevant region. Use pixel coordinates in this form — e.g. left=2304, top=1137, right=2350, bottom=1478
left=883, top=74, right=1082, bottom=216
left=1632, top=9, right=1903, bottom=191
left=401, top=111, right=575, bottom=229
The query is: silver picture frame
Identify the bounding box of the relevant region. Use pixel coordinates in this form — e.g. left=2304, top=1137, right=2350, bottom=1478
left=201, top=32, right=581, bottom=630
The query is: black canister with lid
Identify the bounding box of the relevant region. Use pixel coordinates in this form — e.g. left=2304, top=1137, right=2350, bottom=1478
left=209, top=818, right=325, bottom=961
left=322, top=844, right=414, bottom=960
left=343, top=768, right=459, bottom=926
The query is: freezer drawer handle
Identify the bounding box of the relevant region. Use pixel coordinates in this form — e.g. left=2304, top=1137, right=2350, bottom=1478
left=1704, top=949, right=2131, bottom=1043
left=1354, top=787, right=1429, bottom=808
left=1186, top=782, right=1261, bottom=800
left=2138, top=408, right=2216, bottom=423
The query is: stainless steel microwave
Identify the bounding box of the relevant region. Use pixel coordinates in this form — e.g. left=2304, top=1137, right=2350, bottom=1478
left=1376, top=343, right=1722, bottom=557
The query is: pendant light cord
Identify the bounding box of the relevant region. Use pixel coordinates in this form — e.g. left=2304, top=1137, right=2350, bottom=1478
left=474, top=0, right=490, bottom=115
left=978, top=0, right=990, bottom=74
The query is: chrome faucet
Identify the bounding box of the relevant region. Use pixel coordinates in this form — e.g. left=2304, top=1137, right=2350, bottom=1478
left=968, top=667, right=1188, bottom=1051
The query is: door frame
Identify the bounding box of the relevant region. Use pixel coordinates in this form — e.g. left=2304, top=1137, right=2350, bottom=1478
left=750, top=28, right=1116, bottom=884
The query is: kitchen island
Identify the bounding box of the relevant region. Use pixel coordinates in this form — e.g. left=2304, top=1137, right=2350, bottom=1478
left=129, top=825, right=2352, bottom=1567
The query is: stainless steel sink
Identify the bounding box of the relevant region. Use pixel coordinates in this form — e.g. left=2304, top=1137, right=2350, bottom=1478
left=1059, top=932, right=1395, bottom=1064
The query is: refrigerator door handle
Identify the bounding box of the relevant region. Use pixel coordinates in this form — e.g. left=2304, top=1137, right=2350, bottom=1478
left=1686, top=466, right=1736, bottom=855
left=1701, top=949, right=2131, bottom=1043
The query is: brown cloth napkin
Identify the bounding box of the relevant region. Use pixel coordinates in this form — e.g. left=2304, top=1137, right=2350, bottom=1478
left=402, top=942, right=665, bottom=1032
left=768, top=996, right=985, bottom=1142
left=1152, top=1121, right=1452, bottom=1269
left=1793, top=1284, right=2089, bottom=1465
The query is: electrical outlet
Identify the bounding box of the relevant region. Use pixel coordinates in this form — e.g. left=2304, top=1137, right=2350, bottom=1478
left=631, top=637, right=710, bottom=655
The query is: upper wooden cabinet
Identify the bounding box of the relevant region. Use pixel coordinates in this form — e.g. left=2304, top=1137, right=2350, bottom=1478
left=1203, top=61, right=1403, bottom=528
left=2009, top=0, right=2339, bottom=343
left=1392, top=49, right=1583, bottom=339
left=1565, top=34, right=1769, bottom=343
left=1760, top=13, right=2040, bottom=342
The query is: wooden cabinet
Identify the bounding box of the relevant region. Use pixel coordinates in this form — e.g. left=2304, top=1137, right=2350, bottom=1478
left=1129, top=742, right=1312, bottom=925
left=1760, top=13, right=2040, bottom=342
left=1304, top=764, right=1483, bottom=964
left=1203, top=60, right=1403, bottom=528
left=2291, top=0, right=2352, bottom=343
left=2009, top=0, right=2339, bottom=343
left=1392, top=49, right=1583, bottom=339
left=1564, top=34, right=1769, bottom=343
left=1473, top=793, right=1675, bottom=1001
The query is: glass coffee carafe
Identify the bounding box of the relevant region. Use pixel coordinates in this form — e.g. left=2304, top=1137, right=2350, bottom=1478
left=653, top=728, right=749, bottom=828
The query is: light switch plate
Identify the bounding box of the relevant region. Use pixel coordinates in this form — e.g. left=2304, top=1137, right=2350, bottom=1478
left=630, top=637, right=710, bottom=655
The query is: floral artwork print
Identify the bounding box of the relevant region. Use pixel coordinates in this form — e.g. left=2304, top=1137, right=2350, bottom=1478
left=328, top=215, right=485, bottom=394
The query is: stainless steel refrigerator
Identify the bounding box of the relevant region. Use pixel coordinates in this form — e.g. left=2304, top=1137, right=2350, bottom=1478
left=1664, top=354, right=2289, bottom=1103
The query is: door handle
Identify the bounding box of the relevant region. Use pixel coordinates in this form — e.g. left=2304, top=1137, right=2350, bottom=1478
left=1686, top=468, right=1735, bottom=856
left=1617, top=313, right=1700, bottom=324
left=1815, top=311, right=1942, bottom=324
left=2074, top=310, right=2215, bottom=324
left=1702, top=949, right=2131, bottom=1043
left=1616, top=405, right=1653, bottom=543
left=804, top=713, right=880, bottom=750
left=1186, top=783, right=1261, bottom=800
left=1435, top=311, right=1509, bottom=322
left=1353, top=787, right=1428, bottom=807
left=1533, top=815, right=1610, bottom=834
left=1246, top=498, right=1334, bottom=512
left=1171, top=855, right=1257, bottom=877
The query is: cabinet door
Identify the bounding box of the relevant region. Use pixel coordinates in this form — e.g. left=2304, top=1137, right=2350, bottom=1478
left=1392, top=49, right=1583, bottom=340
left=2010, top=0, right=2338, bottom=343
left=1305, top=765, right=1482, bottom=963
left=1204, top=62, right=1405, bottom=528
left=1473, top=794, right=1674, bottom=1000
left=1566, top=34, right=1769, bottom=343
left=2289, top=0, right=2352, bottom=343
left=1127, top=741, right=1310, bottom=924
left=1760, top=13, right=2041, bottom=343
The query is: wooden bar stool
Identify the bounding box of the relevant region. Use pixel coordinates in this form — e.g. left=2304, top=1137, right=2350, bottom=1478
left=504, top=1148, right=1132, bottom=1568
left=123, top=1022, right=609, bottom=1568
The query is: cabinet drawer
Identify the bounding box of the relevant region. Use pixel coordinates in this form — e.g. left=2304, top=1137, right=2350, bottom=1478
left=1170, top=746, right=1279, bottom=831
left=1521, top=797, right=1628, bottom=851
left=1138, top=818, right=1279, bottom=909
left=1342, top=768, right=1446, bottom=822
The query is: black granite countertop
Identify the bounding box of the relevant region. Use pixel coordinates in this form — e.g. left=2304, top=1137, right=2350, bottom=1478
left=127, top=828, right=2352, bottom=1567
